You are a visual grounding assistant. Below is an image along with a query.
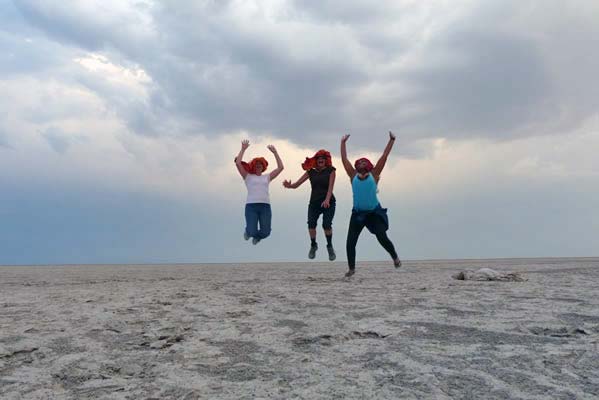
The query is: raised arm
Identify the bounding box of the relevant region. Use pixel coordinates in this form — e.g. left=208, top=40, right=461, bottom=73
left=268, top=145, right=284, bottom=181
left=321, top=169, right=336, bottom=208
left=235, top=140, right=250, bottom=179
left=283, top=172, right=309, bottom=189
left=372, top=131, right=396, bottom=180
left=340, top=134, right=356, bottom=179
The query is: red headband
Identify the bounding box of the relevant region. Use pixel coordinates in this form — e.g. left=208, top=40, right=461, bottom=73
left=354, top=157, right=373, bottom=172
left=301, top=149, right=332, bottom=171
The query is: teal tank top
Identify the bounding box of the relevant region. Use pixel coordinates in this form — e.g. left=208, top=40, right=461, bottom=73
left=352, top=174, right=379, bottom=211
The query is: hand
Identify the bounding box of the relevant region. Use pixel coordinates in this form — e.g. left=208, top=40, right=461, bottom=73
left=241, top=139, right=250, bottom=150
left=283, top=180, right=292, bottom=188
left=321, top=199, right=330, bottom=208
left=389, top=131, right=396, bottom=141
left=267, top=144, right=277, bottom=154
left=341, top=134, right=350, bottom=143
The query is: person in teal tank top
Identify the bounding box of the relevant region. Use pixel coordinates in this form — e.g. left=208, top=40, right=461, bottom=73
left=340, top=132, right=401, bottom=277
left=352, top=173, right=379, bottom=211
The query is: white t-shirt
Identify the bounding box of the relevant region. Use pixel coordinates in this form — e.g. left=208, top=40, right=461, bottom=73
left=245, top=174, right=270, bottom=204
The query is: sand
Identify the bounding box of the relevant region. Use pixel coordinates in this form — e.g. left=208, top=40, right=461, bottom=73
left=1, top=258, right=599, bottom=399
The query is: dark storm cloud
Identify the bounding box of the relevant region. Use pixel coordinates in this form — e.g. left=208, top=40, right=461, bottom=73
left=400, top=29, right=550, bottom=139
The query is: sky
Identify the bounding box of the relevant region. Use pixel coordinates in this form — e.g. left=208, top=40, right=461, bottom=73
left=1, top=0, right=598, bottom=265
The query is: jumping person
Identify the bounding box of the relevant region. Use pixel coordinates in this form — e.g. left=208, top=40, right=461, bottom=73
left=340, top=132, right=401, bottom=277
left=235, top=140, right=284, bottom=245
left=283, top=150, right=337, bottom=260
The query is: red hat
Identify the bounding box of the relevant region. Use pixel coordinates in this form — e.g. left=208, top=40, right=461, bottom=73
left=240, top=157, right=269, bottom=174
left=354, top=157, right=373, bottom=172
left=302, top=149, right=332, bottom=171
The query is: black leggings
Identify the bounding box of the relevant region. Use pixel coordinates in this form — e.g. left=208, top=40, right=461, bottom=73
left=346, top=212, right=398, bottom=269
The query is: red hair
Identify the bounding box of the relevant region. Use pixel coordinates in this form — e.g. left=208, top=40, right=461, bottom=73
left=240, top=157, right=269, bottom=174
left=302, top=149, right=332, bottom=171
left=354, top=157, right=373, bottom=172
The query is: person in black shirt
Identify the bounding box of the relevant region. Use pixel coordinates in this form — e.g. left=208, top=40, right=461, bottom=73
left=283, top=150, right=337, bottom=260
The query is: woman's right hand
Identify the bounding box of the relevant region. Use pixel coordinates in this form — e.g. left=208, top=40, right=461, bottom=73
left=241, top=139, right=250, bottom=150
left=341, top=134, right=350, bottom=143
left=283, top=180, right=292, bottom=188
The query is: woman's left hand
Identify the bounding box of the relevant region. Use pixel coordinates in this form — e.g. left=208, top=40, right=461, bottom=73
left=267, top=145, right=277, bottom=154
left=321, top=199, right=330, bottom=208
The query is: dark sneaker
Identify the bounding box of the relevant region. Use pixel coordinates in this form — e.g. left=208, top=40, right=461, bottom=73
left=326, top=245, right=336, bottom=261
left=345, top=269, right=355, bottom=278
left=394, top=258, right=402, bottom=268
left=244, top=231, right=250, bottom=241
left=308, top=244, right=318, bottom=259
left=252, top=238, right=261, bottom=245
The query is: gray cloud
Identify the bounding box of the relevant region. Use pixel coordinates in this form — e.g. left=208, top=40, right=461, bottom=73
left=8, top=0, right=599, bottom=150
left=42, top=127, right=71, bottom=154
left=0, top=131, right=12, bottom=149
left=400, top=29, right=550, bottom=139
left=0, top=1, right=72, bottom=77
left=13, top=0, right=152, bottom=55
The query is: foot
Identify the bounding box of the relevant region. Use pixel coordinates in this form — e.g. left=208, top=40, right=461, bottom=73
left=345, top=269, right=355, bottom=278
left=326, top=245, right=336, bottom=261
left=243, top=231, right=250, bottom=241
left=252, top=238, right=261, bottom=245
left=394, top=258, right=402, bottom=268
left=308, top=244, right=318, bottom=259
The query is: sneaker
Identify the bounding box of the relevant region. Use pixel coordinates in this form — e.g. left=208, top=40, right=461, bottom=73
left=244, top=231, right=250, bottom=241
left=326, top=245, right=336, bottom=261
left=252, top=238, right=261, bottom=245
left=394, top=258, right=402, bottom=268
left=308, top=244, right=318, bottom=259
left=345, top=269, right=355, bottom=278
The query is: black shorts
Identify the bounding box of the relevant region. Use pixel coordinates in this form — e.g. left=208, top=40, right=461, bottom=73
left=307, top=201, right=336, bottom=229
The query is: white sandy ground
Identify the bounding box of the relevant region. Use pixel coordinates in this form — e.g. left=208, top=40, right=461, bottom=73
left=1, top=258, right=599, bottom=400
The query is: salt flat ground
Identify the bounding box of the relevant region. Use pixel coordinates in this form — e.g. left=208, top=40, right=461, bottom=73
left=1, top=258, right=598, bottom=400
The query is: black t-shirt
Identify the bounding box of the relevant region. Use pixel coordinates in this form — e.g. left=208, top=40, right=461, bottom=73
left=308, top=166, right=336, bottom=204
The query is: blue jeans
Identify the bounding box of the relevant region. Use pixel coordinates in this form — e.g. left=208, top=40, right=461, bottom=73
left=245, top=203, right=272, bottom=239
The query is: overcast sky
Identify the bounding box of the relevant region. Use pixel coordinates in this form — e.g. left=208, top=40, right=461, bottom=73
left=1, top=0, right=598, bottom=265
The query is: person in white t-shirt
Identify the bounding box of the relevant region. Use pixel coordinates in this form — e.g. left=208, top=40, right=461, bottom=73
left=235, top=140, right=284, bottom=244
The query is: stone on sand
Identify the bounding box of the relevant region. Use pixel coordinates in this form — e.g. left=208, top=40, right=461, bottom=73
left=452, top=267, right=526, bottom=282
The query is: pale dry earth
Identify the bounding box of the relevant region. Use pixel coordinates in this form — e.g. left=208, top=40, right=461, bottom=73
left=1, top=258, right=598, bottom=399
